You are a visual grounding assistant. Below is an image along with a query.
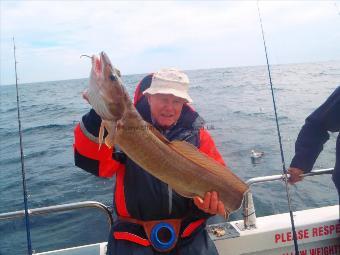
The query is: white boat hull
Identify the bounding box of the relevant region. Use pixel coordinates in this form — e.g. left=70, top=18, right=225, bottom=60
left=36, top=205, right=339, bottom=255
left=213, top=205, right=339, bottom=255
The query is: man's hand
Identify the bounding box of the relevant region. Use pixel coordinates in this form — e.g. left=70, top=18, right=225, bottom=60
left=193, top=191, right=226, bottom=217
left=287, top=167, right=304, bottom=184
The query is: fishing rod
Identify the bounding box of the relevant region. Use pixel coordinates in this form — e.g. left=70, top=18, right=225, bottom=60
left=256, top=3, right=300, bottom=255
left=13, top=37, right=33, bottom=255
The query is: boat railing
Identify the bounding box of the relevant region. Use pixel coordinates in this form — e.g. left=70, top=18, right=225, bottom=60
left=0, top=170, right=334, bottom=236
left=0, top=200, right=113, bottom=226
left=242, top=168, right=334, bottom=230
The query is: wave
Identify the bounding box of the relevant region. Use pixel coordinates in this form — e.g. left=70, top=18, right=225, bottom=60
left=0, top=123, right=76, bottom=139
left=35, top=105, right=69, bottom=114
left=23, top=123, right=75, bottom=133
left=0, top=150, right=50, bottom=165
left=1, top=103, right=76, bottom=117
left=0, top=107, right=17, bottom=114
left=232, top=110, right=267, bottom=117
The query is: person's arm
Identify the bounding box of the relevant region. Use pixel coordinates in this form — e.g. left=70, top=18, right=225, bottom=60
left=289, top=87, right=340, bottom=182
left=198, top=128, right=226, bottom=166
left=73, top=109, right=125, bottom=178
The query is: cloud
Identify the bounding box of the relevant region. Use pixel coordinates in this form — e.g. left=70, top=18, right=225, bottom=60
left=1, top=1, right=339, bottom=85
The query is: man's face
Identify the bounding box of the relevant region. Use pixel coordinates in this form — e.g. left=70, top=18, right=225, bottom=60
left=147, top=94, right=186, bottom=128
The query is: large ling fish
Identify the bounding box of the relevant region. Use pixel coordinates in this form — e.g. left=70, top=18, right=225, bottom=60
left=82, top=52, right=248, bottom=216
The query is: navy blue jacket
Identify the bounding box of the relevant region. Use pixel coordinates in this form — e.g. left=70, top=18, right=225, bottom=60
left=290, top=86, right=340, bottom=192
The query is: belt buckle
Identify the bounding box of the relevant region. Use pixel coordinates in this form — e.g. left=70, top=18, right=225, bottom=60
left=143, top=219, right=182, bottom=252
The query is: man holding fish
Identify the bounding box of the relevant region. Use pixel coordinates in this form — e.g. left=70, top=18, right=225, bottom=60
left=74, top=52, right=247, bottom=254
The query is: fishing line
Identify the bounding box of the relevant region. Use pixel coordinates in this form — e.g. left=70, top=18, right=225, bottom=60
left=80, top=54, right=92, bottom=59
left=13, top=37, right=33, bottom=255
left=256, top=3, right=300, bottom=255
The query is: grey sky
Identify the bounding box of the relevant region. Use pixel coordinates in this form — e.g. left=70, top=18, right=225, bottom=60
left=1, top=1, right=339, bottom=85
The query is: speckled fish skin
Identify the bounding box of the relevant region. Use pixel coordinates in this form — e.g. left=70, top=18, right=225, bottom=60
left=84, top=52, right=249, bottom=215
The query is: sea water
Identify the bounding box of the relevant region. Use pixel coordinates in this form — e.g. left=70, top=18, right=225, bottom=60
left=0, top=61, right=339, bottom=254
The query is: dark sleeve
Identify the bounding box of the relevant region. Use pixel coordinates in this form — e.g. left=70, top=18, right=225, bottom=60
left=290, top=86, right=340, bottom=172
left=82, top=109, right=103, bottom=137
left=73, top=109, right=126, bottom=177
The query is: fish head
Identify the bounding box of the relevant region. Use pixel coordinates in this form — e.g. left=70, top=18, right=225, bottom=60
left=90, top=51, right=119, bottom=92
left=86, top=52, right=128, bottom=121
left=100, top=51, right=121, bottom=80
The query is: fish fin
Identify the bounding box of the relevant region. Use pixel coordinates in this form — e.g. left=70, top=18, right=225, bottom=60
left=98, top=121, right=105, bottom=150
left=104, top=137, right=112, bottom=148
left=82, top=89, right=90, bottom=104
left=147, top=124, right=170, bottom=144
left=103, top=120, right=116, bottom=148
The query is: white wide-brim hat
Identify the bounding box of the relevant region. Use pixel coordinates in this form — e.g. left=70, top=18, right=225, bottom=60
left=143, top=68, right=193, bottom=103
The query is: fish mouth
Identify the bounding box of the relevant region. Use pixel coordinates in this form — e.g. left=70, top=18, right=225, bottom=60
left=99, top=51, right=121, bottom=81
left=91, top=54, right=102, bottom=77
left=100, top=52, right=113, bottom=70
left=100, top=51, right=121, bottom=79
left=91, top=52, right=112, bottom=77
left=83, top=51, right=114, bottom=77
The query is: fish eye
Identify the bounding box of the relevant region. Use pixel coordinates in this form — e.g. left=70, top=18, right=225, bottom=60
left=110, top=74, right=117, bottom=81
